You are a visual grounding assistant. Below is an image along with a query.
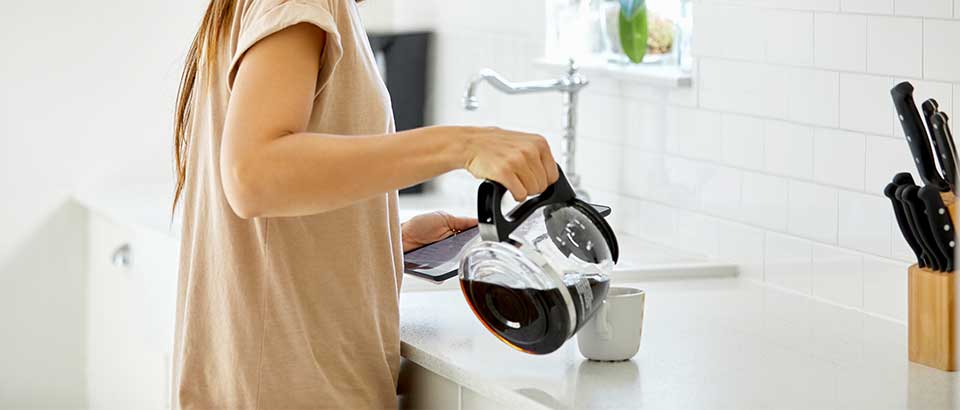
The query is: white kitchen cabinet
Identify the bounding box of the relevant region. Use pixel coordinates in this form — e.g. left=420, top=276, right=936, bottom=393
left=460, top=388, right=507, bottom=410
left=398, top=359, right=460, bottom=409
left=398, top=359, right=521, bottom=410
left=86, top=212, right=179, bottom=410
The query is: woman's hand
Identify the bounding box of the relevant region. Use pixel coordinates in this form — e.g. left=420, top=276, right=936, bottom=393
left=457, top=127, right=560, bottom=202
left=401, top=211, right=478, bottom=253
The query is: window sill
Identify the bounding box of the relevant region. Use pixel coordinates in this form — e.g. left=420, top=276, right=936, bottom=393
left=535, top=57, right=693, bottom=88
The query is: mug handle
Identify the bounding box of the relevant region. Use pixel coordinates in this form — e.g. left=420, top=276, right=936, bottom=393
left=594, top=299, right=614, bottom=341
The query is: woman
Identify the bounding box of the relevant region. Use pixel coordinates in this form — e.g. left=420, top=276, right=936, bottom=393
left=171, top=0, right=557, bottom=408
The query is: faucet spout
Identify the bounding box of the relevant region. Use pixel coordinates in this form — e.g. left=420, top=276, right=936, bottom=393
left=462, top=68, right=585, bottom=110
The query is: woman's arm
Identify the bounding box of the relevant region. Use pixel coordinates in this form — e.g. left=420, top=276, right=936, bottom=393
left=222, top=23, right=557, bottom=219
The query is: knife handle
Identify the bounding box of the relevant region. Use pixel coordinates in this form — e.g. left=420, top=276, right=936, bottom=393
left=898, top=185, right=945, bottom=271
left=885, top=183, right=927, bottom=268
left=893, top=172, right=916, bottom=187
left=931, top=112, right=958, bottom=191
left=919, top=186, right=955, bottom=272
left=891, top=82, right=950, bottom=191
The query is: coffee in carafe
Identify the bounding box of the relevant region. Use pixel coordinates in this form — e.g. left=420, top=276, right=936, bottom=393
left=461, top=276, right=609, bottom=354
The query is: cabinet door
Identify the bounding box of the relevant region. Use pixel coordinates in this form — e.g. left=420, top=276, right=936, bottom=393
left=397, top=359, right=460, bottom=410
left=461, top=388, right=506, bottom=410
left=87, top=213, right=177, bottom=410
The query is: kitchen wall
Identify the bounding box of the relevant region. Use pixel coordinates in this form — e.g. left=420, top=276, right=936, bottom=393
left=368, top=0, right=960, bottom=323
left=0, top=1, right=198, bottom=406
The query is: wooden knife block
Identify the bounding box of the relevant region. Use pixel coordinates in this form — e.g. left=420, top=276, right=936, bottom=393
left=908, top=264, right=957, bottom=371
left=943, top=192, right=957, bottom=227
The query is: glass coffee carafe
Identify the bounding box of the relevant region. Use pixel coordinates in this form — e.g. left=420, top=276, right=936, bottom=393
left=459, top=167, right=619, bottom=354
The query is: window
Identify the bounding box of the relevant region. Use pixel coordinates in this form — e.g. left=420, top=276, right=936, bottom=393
left=543, top=0, right=693, bottom=86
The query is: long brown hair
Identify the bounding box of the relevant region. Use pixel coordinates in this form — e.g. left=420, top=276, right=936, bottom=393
left=172, top=0, right=235, bottom=211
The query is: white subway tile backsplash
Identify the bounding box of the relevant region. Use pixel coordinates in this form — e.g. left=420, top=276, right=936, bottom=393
left=621, top=198, right=676, bottom=241
left=693, top=4, right=766, bottom=61
left=812, top=244, right=864, bottom=307
left=923, top=19, right=960, bottom=82
left=673, top=212, right=722, bottom=257
left=788, top=181, right=840, bottom=243
left=865, top=135, right=917, bottom=194
left=862, top=256, right=909, bottom=321
left=814, top=13, right=867, bottom=72
left=842, top=0, right=894, bottom=14
left=692, top=111, right=725, bottom=160
left=623, top=99, right=668, bottom=152
left=741, top=172, right=790, bottom=230
left=866, top=16, right=922, bottom=78
left=658, top=156, right=704, bottom=207
left=839, top=73, right=895, bottom=136
left=785, top=68, right=840, bottom=127
left=776, top=0, right=841, bottom=11
left=765, top=232, right=814, bottom=294
left=622, top=150, right=663, bottom=199
left=765, top=10, right=814, bottom=66
left=721, top=114, right=765, bottom=170
left=894, top=0, right=952, bottom=17
left=955, top=85, right=960, bottom=134
left=666, top=107, right=723, bottom=160
left=764, top=120, right=814, bottom=178
left=579, top=92, right=624, bottom=143
left=575, top=138, right=622, bottom=192
left=787, top=181, right=838, bottom=244
left=701, top=165, right=743, bottom=219
left=839, top=191, right=892, bottom=255
left=814, top=128, right=866, bottom=190
left=718, top=221, right=766, bottom=280
left=700, top=59, right=787, bottom=119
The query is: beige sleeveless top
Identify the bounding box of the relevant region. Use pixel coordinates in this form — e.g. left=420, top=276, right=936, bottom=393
left=172, top=0, right=403, bottom=408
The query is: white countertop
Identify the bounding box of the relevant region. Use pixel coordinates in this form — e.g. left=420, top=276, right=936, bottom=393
left=400, top=278, right=960, bottom=409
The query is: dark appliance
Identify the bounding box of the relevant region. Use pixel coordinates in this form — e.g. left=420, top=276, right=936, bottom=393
left=368, top=31, right=432, bottom=194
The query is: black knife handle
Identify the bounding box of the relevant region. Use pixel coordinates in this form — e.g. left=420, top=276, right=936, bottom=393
left=892, top=173, right=931, bottom=267
left=918, top=186, right=955, bottom=272
left=885, top=182, right=926, bottom=268
left=893, top=172, right=916, bottom=186
left=898, top=185, right=945, bottom=271
left=931, top=112, right=958, bottom=191
left=891, top=82, right=950, bottom=191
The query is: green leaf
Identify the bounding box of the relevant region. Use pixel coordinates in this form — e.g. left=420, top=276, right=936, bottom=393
left=619, top=8, right=648, bottom=63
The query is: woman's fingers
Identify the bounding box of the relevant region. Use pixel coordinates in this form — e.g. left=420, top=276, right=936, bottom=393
left=511, top=153, right=542, bottom=198
left=459, top=127, right=559, bottom=200
left=445, top=215, right=478, bottom=232
left=539, top=141, right=559, bottom=184
left=523, top=145, right=549, bottom=193
left=501, top=171, right=528, bottom=202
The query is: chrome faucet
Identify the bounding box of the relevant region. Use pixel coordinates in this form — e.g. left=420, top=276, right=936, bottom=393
left=463, top=60, right=590, bottom=200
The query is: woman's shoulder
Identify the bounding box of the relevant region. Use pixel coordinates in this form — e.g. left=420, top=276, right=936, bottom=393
left=239, top=0, right=345, bottom=18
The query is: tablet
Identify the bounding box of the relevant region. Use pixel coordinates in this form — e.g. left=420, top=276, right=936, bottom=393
left=403, top=226, right=479, bottom=283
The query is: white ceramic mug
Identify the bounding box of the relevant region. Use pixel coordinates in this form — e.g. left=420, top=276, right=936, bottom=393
left=577, top=286, right=645, bottom=362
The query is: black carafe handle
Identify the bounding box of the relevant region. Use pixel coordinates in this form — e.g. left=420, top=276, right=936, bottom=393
left=478, top=164, right=576, bottom=242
